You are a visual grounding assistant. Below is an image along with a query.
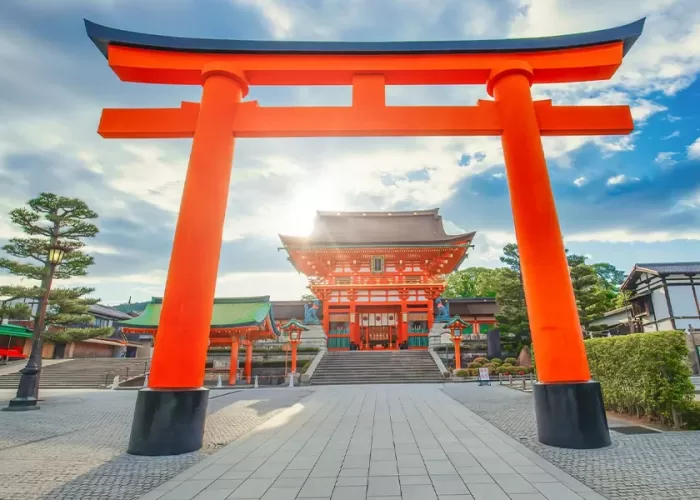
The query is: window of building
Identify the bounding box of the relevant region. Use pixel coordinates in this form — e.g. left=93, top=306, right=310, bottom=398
left=371, top=256, right=384, bottom=273
left=630, top=296, right=650, bottom=317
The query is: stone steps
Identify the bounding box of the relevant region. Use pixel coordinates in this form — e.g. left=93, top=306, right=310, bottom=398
left=310, top=350, right=443, bottom=385
left=0, top=359, right=150, bottom=389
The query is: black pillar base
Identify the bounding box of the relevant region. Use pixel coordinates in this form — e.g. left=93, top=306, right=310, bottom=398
left=3, top=397, right=40, bottom=411
left=533, top=380, right=610, bottom=449
left=127, top=387, right=209, bottom=456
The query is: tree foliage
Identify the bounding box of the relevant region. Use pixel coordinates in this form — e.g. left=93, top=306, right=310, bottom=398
left=444, top=243, right=625, bottom=344
left=0, top=193, right=109, bottom=343
left=443, top=267, right=510, bottom=298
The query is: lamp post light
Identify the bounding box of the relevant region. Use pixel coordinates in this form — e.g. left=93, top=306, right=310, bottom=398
left=281, top=319, right=308, bottom=376
left=444, top=315, right=470, bottom=372
left=4, top=244, right=68, bottom=411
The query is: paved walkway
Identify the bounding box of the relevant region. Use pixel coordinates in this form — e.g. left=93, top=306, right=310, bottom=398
left=144, top=385, right=603, bottom=500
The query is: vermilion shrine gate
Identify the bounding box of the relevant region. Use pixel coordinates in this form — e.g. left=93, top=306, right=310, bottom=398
left=86, top=18, right=645, bottom=455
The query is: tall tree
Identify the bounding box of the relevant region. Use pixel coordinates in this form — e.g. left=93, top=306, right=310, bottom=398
left=500, top=243, right=522, bottom=273
left=494, top=268, right=530, bottom=347
left=0, top=193, right=111, bottom=345
left=592, top=262, right=626, bottom=290
left=568, top=254, right=612, bottom=327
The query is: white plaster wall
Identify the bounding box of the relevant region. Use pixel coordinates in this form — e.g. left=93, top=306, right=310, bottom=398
left=589, top=309, right=629, bottom=327
left=651, top=289, right=670, bottom=319
left=668, top=286, right=699, bottom=317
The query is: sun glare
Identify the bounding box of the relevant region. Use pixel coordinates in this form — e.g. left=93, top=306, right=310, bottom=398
left=276, top=180, right=346, bottom=236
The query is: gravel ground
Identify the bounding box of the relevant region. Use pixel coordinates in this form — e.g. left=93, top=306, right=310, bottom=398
left=0, top=387, right=311, bottom=500
left=443, top=383, right=700, bottom=500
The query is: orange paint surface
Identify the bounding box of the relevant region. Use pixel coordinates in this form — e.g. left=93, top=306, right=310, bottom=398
left=98, top=99, right=632, bottom=139
left=98, top=38, right=636, bottom=386
left=107, top=42, right=623, bottom=86
left=493, top=68, right=591, bottom=383
left=245, top=341, right=253, bottom=384
left=147, top=71, right=244, bottom=389
left=229, top=338, right=239, bottom=385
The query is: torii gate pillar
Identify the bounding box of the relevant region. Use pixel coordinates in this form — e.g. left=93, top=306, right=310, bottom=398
left=87, top=17, right=645, bottom=455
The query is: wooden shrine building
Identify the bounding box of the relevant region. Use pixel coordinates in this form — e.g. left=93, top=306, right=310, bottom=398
left=279, top=209, right=475, bottom=350
left=119, top=296, right=280, bottom=384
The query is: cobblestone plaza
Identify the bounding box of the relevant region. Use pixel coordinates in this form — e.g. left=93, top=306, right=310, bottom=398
left=2, top=384, right=700, bottom=499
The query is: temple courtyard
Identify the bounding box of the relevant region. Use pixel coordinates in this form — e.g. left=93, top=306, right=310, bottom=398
left=1, top=384, right=700, bottom=500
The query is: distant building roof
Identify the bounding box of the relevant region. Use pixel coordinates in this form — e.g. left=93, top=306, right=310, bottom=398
left=89, top=304, right=133, bottom=321
left=447, top=297, right=499, bottom=316
left=119, top=296, right=281, bottom=336
left=279, top=209, right=474, bottom=247
left=621, top=262, right=700, bottom=290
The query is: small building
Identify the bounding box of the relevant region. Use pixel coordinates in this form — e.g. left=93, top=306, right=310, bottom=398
left=2, top=299, right=146, bottom=359
left=279, top=208, right=475, bottom=350
left=620, top=262, right=700, bottom=332
left=119, top=296, right=282, bottom=384
left=587, top=306, right=637, bottom=336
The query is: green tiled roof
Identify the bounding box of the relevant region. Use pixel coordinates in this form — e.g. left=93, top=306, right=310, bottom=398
left=0, top=324, right=32, bottom=339
left=119, top=296, right=280, bottom=334
left=280, top=318, right=308, bottom=331
left=444, top=315, right=472, bottom=329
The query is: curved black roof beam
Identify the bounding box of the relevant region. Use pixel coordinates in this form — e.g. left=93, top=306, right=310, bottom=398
left=85, top=18, right=645, bottom=59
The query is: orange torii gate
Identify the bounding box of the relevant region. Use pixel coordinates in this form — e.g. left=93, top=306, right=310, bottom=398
left=86, top=18, right=645, bottom=455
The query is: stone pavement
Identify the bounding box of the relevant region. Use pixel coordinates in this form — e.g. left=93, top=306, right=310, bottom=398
left=444, top=383, right=700, bottom=500
left=147, top=385, right=604, bottom=500
left=0, top=387, right=311, bottom=500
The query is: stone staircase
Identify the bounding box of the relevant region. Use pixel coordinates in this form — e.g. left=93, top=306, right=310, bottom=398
left=0, top=358, right=150, bottom=389
left=309, top=350, right=444, bottom=385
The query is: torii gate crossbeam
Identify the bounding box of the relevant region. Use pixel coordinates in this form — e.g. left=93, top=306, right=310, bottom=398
left=85, top=18, right=645, bottom=456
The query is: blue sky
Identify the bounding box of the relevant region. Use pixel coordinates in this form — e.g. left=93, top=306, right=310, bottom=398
left=0, top=0, right=699, bottom=304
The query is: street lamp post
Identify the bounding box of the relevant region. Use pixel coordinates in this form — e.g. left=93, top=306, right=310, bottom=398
left=281, top=319, right=308, bottom=382
left=4, top=244, right=67, bottom=411
left=444, top=315, right=469, bottom=372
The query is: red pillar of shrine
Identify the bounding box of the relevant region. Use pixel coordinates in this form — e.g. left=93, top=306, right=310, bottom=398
left=489, top=62, right=610, bottom=449
left=128, top=65, right=248, bottom=456
left=245, top=340, right=253, bottom=384
left=229, top=338, right=239, bottom=385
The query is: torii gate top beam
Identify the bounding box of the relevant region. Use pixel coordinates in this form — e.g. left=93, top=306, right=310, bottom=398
left=85, top=19, right=645, bottom=86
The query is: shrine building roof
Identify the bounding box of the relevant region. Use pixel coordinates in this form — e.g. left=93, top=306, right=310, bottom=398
left=279, top=209, right=475, bottom=248
left=85, top=18, right=644, bottom=58
left=119, top=296, right=281, bottom=335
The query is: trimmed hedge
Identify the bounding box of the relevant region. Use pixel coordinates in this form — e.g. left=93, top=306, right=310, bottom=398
left=585, top=331, right=695, bottom=427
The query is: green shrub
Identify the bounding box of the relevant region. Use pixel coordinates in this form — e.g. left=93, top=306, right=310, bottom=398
left=473, top=357, right=488, bottom=365
left=467, top=362, right=481, bottom=369
left=501, top=363, right=513, bottom=368
left=504, top=357, right=518, bottom=365
left=490, top=358, right=503, bottom=365
left=682, top=400, right=700, bottom=430
left=469, top=368, right=479, bottom=376
left=585, top=331, right=694, bottom=427
left=455, top=369, right=470, bottom=378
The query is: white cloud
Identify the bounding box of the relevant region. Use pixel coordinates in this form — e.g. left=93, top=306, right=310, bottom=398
left=662, top=130, right=680, bottom=140
left=655, top=151, right=679, bottom=165
left=574, top=176, right=587, bottom=187
left=492, top=173, right=504, bottom=179
left=667, top=114, right=682, bottom=122
left=688, top=137, right=700, bottom=159
left=607, top=175, right=627, bottom=185
left=566, top=229, right=700, bottom=243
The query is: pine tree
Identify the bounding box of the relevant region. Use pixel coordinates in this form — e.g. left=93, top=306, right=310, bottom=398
left=0, top=193, right=111, bottom=345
